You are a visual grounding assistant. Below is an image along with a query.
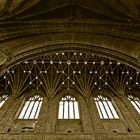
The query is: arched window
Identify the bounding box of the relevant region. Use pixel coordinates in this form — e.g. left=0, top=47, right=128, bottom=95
left=58, top=95, right=80, bottom=119
left=18, top=95, right=43, bottom=119
left=0, top=94, right=8, bottom=108
left=128, top=95, right=140, bottom=114
left=94, top=95, right=119, bottom=119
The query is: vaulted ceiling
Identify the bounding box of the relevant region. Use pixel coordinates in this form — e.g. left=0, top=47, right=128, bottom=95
left=1, top=51, right=140, bottom=98
left=0, top=0, right=140, bottom=21
left=0, top=0, right=140, bottom=75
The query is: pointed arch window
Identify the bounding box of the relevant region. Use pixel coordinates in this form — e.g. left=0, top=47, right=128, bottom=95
left=58, top=95, right=80, bottom=119
left=0, top=94, right=8, bottom=108
left=94, top=95, right=119, bottom=119
left=128, top=95, right=140, bottom=114
left=18, top=95, right=43, bottom=119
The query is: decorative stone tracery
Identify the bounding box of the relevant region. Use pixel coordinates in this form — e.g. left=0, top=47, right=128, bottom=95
left=1, top=51, right=140, bottom=98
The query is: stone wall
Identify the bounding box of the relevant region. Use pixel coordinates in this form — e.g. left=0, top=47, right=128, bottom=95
left=0, top=89, right=139, bottom=139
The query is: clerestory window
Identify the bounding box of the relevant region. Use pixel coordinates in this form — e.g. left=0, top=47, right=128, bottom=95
left=128, top=95, right=140, bottom=114
left=94, top=95, right=119, bottom=119
left=18, top=95, right=43, bottom=119
left=0, top=94, right=8, bottom=108
left=58, top=95, right=80, bottom=119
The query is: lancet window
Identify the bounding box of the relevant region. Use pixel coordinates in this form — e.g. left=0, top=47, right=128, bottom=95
left=58, top=95, right=80, bottom=119
left=0, top=94, right=8, bottom=108
left=94, top=95, right=119, bottom=119
left=128, top=95, right=140, bottom=114
left=18, top=95, right=43, bottom=119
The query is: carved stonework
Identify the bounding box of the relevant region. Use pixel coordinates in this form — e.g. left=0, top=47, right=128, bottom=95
left=0, top=51, right=7, bottom=66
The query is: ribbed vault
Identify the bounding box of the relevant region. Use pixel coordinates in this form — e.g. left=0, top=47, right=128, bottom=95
left=0, top=0, right=140, bottom=99
left=1, top=50, right=140, bottom=98
left=0, top=0, right=140, bottom=22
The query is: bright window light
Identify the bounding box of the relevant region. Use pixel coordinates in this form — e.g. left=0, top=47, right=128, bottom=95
left=18, top=95, right=43, bottom=119
left=128, top=95, right=140, bottom=114
left=58, top=95, right=80, bottom=119
left=94, top=95, right=119, bottom=119
left=0, top=95, right=8, bottom=108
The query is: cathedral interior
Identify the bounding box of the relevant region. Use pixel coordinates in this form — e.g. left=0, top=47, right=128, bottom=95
left=0, top=0, right=140, bottom=139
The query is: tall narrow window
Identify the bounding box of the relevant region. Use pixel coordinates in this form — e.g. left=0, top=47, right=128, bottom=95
left=128, top=95, right=140, bottom=114
left=18, top=95, right=43, bottom=119
left=58, top=95, right=80, bottom=119
left=0, top=94, right=8, bottom=108
left=94, top=95, right=119, bottom=119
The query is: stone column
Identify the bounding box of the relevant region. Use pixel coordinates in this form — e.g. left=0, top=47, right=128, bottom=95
left=0, top=95, right=24, bottom=133
left=115, top=95, right=140, bottom=133
left=89, top=97, right=106, bottom=135
left=34, top=96, right=49, bottom=134
left=80, top=97, right=94, bottom=134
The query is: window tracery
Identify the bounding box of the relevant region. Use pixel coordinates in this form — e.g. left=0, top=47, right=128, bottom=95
left=128, top=95, right=140, bottom=114
left=94, top=95, right=119, bottom=119
left=58, top=95, right=80, bottom=119
left=0, top=94, right=8, bottom=108
left=18, top=95, right=43, bottom=119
